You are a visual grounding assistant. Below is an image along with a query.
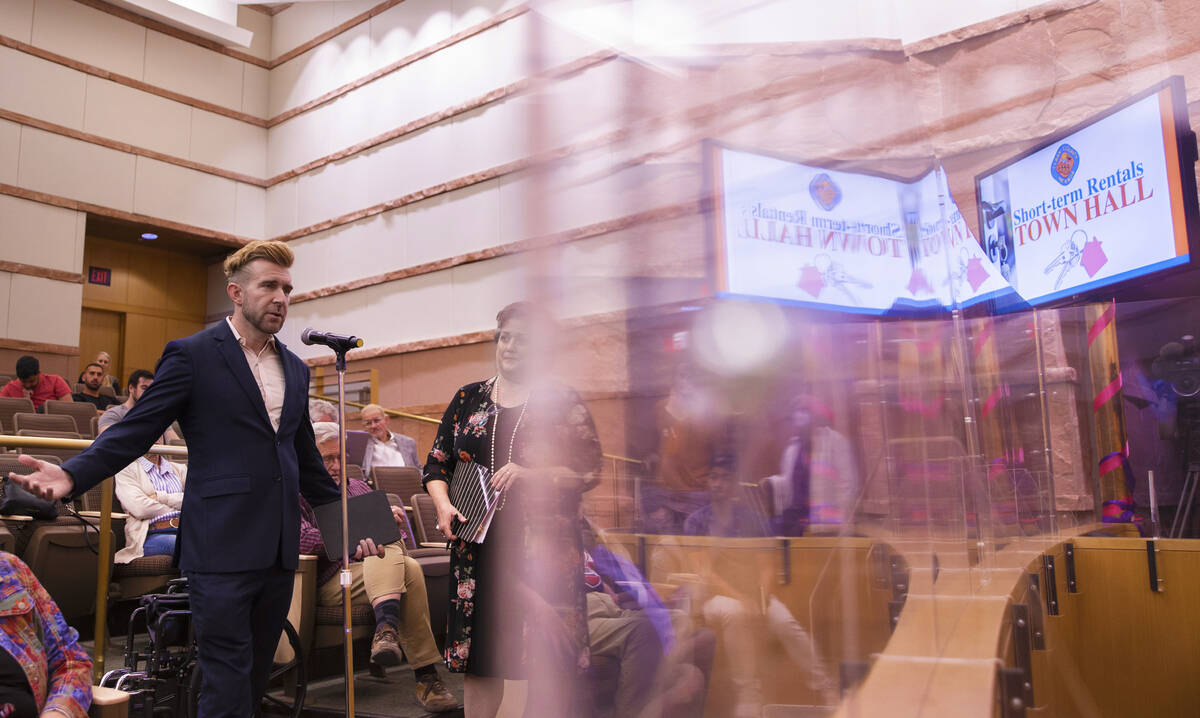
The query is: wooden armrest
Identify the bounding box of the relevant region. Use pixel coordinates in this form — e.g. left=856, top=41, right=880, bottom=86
left=78, top=511, right=129, bottom=520
left=0, top=515, right=33, bottom=522
left=649, top=582, right=679, bottom=598
left=92, top=685, right=131, bottom=705
left=298, top=554, right=319, bottom=562
left=420, top=542, right=447, bottom=549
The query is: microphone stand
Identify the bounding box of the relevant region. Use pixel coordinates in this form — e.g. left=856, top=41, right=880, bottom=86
left=304, top=328, right=364, bottom=716
left=334, top=345, right=355, bottom=718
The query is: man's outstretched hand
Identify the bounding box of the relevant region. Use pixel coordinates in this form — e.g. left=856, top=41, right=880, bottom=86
left=7, top=454, right=74, bottom=501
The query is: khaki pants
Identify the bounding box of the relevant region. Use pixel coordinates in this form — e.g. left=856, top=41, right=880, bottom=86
left=587, top=592, right=662, bottom=717
left=318, top=543, right=442, bottom=669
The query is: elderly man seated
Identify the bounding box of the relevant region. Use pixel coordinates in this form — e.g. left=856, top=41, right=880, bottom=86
left=359, top=403, right=419, bottom=473
left=300, top=422, right=458, bottom=713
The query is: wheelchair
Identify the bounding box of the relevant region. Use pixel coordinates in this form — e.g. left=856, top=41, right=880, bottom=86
left=100, top=578, right=307, bottom=717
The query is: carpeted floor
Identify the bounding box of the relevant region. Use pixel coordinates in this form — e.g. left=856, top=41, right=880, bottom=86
left=85, top=634, right=465, bottom=717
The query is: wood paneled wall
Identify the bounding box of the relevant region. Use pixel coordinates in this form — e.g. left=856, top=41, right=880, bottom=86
left=81, top=237, right=207, bottom=380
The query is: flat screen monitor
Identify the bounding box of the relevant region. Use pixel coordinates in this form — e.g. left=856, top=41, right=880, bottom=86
left=975, top=76, right=1198, bottom=308
left=709, top=143, right=1010, bottom=315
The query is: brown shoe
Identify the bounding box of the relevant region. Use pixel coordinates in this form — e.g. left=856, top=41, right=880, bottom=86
left=370, top=626, right=403, bottom=668
left=415, top=675, right=460, bottom=713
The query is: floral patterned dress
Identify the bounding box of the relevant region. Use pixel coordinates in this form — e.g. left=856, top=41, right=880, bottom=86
left=423, top=378, right=602, bottom=677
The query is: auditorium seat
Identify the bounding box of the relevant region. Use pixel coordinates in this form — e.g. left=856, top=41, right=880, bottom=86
left=0, top=458, right=69, bottom=557
left=13, top=413, right=77, bottom=435
left=111, top=554, right=179, bottom=605
left=15, top=430, right=81, bottom=462
left=24, top=521, right=113, bottom=623
left=345, top=430, right=369, bottom=467
left=344, top=464, right=365, bottom=483
left=22, top=513, right=114, bottom=624
left=0, top=454, right=61, bottom=485
left=44, top=400, right=100, bottom=438
left=90, top=415, right=98, bottom=437
left=383, top=493, right=447, bottom=557
left=0, top=398, right=34, bottom=436
left=77, top=480, right=125, bottom=515
left=372, top=466, right=422, bottom=508
left=410, top=494, right=441, bottom=547
left=98, top=385, right=117, bottom=399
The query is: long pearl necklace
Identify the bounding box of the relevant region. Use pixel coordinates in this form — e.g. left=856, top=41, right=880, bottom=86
left=491, top=376, right=528, bottom=510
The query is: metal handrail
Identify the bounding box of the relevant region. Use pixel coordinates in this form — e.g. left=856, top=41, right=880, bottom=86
left=308, top=393, right=440, bottom=425
left=0, top=434, right=188, bottom=681
left=308, top=393, right=644, bottom=466
left=0, top=434, right=186, bottom=456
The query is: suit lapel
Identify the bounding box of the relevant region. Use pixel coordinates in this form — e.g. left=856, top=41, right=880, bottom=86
left=214, top=322, right=273, bottom=431
left=277, top=340, right=299, bottom=435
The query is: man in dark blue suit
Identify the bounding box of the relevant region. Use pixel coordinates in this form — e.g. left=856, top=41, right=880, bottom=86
left=10, top=240, right=379, bottom=717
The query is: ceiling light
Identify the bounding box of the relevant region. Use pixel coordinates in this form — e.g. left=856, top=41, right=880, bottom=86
left=141, top=232, right=158, bottom=240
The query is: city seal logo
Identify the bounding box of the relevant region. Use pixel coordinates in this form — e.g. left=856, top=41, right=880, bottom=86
left=809, top=173, right=842, bottom=211
left=1051, top=143, right=1080, bottom=186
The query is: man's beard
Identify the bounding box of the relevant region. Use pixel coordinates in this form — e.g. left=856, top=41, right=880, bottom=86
left=245, top=304, right=284, bottom=335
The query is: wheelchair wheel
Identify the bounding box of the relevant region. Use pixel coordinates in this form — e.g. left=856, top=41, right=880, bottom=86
left=186, top=619, right=307, bottom=718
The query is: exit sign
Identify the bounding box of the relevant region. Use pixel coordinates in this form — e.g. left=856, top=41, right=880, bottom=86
left=88, top=266, right=112, bottom=286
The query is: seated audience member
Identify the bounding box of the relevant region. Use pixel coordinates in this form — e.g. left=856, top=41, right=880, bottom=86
left=99, top=370, right=154, bottom=433
left=762, top=395, right=860, bottom=536
left=682, top=460, right=769, bottom=539
left=583, top=519, right=675, bottom=654
left=114, top=441, right=185, bottom=563
left=308, top=399, right=338, bottom=425
left=71, top=363, right=121, bottom=413
left=92, top=352, right=121, bottom=394
left=653, top=363, right=735, bottom=529
left=99, top=371, right=180, bottom=444
left=0, top=551, right=92, bottom=717
left=300, top=422, right=458, bottom=712
left=583, top=538, right=663, bottom=717
left=581, top=519, right=716, bottom=718
left=683, top=459, right=833, bottom=716
left=360, top=404, right=418, bottom=472
left=0, top=356, right=71, bottom=411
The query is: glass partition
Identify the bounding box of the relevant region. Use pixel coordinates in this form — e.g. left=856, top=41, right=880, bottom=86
left=494, top=3, right=1200, bottom=716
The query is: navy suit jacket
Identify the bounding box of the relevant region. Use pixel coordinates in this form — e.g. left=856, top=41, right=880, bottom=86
left=62, top=321, right=340, bottom=573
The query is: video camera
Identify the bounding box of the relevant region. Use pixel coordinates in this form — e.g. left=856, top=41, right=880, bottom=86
left=1152, top=335, right=1200, bottom=397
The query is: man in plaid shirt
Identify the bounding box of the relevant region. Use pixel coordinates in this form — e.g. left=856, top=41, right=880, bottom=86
left=299, top=422, right=458, bottom=712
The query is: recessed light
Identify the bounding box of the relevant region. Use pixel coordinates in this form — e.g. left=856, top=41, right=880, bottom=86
left=141, top=232, right=158, bottom=240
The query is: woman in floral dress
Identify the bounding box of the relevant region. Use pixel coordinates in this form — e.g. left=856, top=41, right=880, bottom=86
left=423, top=302, right=603, bottom=718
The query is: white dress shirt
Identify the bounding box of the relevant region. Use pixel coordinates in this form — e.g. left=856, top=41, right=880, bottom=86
left=369, top=433, right=408, bottom=467
left=226, top=316, right=285, bottom=432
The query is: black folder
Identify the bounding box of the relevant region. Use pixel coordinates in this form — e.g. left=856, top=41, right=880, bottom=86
left=313, top=490, right=402, bottom=561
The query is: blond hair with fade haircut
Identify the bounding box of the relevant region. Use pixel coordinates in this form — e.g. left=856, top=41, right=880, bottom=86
left=223, top=240, right=294, bottom=284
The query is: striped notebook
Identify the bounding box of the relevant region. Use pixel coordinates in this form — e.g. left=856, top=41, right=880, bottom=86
left=449, top=460, right=502, bottom=543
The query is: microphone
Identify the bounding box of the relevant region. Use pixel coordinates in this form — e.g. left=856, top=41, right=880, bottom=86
left=300, top=328, right=364, bottom=353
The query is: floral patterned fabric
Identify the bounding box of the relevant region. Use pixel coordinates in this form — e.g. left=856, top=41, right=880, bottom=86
left=0, top=553, right=91, bottom=718
left=424, top=378, right=603, bottom=676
